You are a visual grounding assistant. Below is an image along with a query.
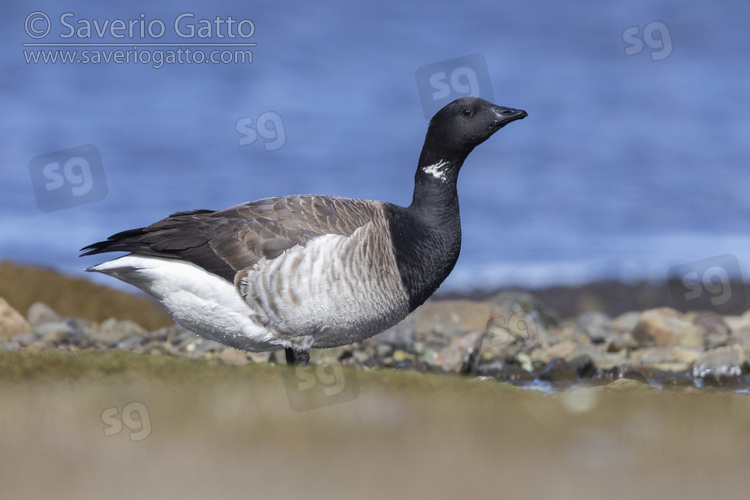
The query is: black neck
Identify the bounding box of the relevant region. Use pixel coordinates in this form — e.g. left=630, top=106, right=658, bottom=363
left=386, top=152, right=469, bottom=311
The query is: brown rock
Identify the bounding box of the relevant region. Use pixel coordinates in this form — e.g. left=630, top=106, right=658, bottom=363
left=427, top=330, right=484, bottom=374
left=414, top=300, right=490, bottom=337
left=632, top=308, right=703, bottom=348
left=0, top=298, right=32, bottom=339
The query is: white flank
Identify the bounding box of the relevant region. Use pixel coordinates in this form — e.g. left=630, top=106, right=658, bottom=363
left=88, top=255, right=278, bottom=351
left=422, top=160, right=449, bottom=181
left=238, top=222, right=410, bottom=348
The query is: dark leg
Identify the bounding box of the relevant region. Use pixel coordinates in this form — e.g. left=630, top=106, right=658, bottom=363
left=285, top=347, right=310, bottom=366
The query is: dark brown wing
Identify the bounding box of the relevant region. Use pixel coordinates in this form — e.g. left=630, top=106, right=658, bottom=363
left=80, top=195, right=380, bottom=282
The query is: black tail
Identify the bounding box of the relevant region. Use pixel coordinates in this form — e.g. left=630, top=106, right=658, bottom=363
left=79, top=227, right=150, bottom=257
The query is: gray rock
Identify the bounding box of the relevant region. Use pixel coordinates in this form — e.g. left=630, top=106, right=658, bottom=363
left=427, top=330, right=484, bottom=374
left=150, top=324, right=190, bottom=343
left=34, top=321, right=73, bottom=344
left=0, top=340, right=20, bottom=351
left=181, top=337, right=224, bottom=358
left=92, top=318, right=148, bottom=346
left=117, top=335, right=146, bottom=351
left=174, top=329, right=199, bottom=344
left=576, top=311, right=612, bottom=343
left=371, top=315, right=416, bottom=349
left=12, top=332, right=36, bottom=346
left=474, top=359, right=506, bottom=378
left=26, top=302, right=61, bottom=327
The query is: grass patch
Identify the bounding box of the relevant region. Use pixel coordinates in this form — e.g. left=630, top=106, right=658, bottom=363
left=0, top=261, right=173, bottom=329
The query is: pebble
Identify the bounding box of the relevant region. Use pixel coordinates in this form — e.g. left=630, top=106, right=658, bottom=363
left=8, top=295, right=750, bottom=392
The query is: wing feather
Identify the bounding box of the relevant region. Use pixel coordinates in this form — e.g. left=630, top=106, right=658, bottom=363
left=80, top=194, right=381, bottom=283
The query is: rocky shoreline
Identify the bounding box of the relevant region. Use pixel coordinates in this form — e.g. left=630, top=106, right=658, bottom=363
left=2, top=290, right=750, bottom=391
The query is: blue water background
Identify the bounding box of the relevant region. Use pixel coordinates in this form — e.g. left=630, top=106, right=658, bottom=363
left=1, top=1, right=749, bottom=291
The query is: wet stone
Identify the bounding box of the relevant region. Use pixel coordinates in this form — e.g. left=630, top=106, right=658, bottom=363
left=570, top=354, right=597, bottom=379
left=620, top=367, right=649, bottom=384
left=498, top=363, right=535, bottom=383
left=474, top=360, right=506, bottom=378
left=652, top=370, right=694, bottom=390
left=693, top=345, right=746, bottom=381
left=538, top=358, right=578, bottom=383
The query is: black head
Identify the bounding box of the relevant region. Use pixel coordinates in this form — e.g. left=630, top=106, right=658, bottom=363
left=419, top=97, right=527, bottom=168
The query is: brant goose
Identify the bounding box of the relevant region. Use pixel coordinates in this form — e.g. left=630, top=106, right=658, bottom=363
left=81, top=97, right=527, bottom=364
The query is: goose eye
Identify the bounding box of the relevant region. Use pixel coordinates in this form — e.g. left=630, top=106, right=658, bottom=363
left=462, top=108, right=472, bottom=116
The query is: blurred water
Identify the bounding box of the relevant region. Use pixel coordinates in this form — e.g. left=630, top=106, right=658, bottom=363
left=1, top=0, right=749, bottom=291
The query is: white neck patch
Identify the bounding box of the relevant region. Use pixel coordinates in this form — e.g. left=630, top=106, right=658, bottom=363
left=422, top=160, right=450, bottom=182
